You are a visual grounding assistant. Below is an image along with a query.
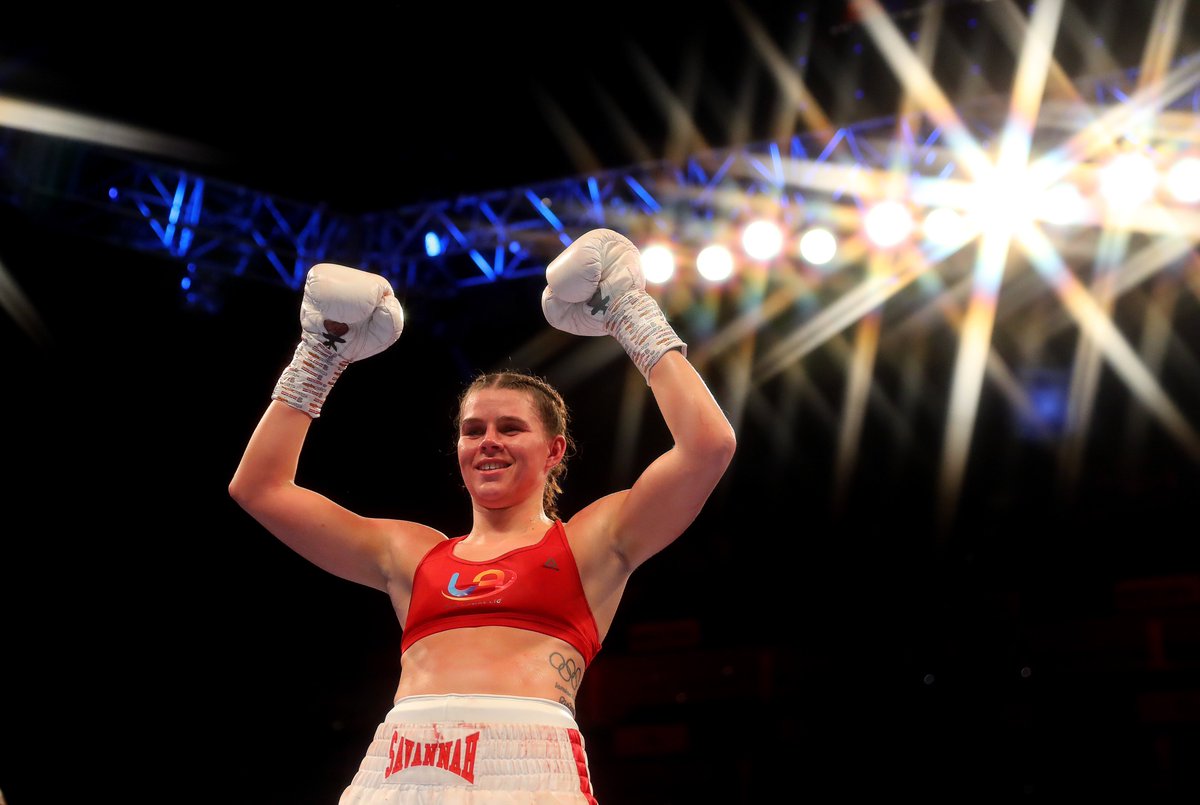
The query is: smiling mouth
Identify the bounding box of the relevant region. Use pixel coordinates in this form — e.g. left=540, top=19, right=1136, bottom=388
left=477, top=463, right=510, bottom=472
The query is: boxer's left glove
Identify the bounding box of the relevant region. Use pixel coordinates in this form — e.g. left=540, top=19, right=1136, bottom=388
left=271, top=263, right=404, bottom=418
left=541, top=228, right=685, bottom=383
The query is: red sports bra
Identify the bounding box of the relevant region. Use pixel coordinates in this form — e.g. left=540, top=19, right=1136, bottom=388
left=401, top=520, right=602, bottom=664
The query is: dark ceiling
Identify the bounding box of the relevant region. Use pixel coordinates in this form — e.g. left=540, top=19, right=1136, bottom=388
left=0, top=1, right=1041, bottom=211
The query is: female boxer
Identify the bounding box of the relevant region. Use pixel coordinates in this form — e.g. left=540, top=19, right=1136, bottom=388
left=229, top=228, right=736, bottom=803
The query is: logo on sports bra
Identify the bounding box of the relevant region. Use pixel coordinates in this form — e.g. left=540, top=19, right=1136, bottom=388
left=442, top=568, right=516, bottom=601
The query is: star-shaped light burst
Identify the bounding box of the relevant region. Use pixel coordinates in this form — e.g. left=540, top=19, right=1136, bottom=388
left=664, top=0, right=1197, bottom=533
left=519, top=1, right=1200, bottom=531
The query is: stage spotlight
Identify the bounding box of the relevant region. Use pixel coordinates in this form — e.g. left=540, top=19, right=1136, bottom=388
left=641, top=243, right=676, bottom=284
left=1036, top=182, right=1089, bottom=226
left=696, top=244, right=734, bottom=282
left=424, top=232, right=443, bottom=257
left=922, top=207, right=967, bottom=248
left=1165, top=156, right=1200, bottom=204
left=863, top=200, right=914, bottom=248
left=972, top=173, right=1038, bottom=233
left=1098, top=151, right=1157, bottom=210
left=741, top=220, right=784, bottom=260
left=798, top=227, right=837, bottom=265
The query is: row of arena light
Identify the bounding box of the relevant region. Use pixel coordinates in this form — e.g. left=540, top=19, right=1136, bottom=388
left=634, top=148, right=1200, bottom=284
left=413, top=149, right=1200, bottom=287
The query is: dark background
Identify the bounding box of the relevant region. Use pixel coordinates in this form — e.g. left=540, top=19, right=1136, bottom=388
left=4, top=2, right=1200, bottom=803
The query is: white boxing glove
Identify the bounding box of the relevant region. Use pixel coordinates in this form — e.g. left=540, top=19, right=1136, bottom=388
left=541, top=229, right=646, bottom=336
left=541, top=229, right=685, bottom=383
left=272, top=263, right=404, bottom=418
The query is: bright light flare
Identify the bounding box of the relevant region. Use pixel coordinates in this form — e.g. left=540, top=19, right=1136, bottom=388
left=799, top=227, right=837, bottom=265
left=970, top=172, right=1040, bottom=237
left=0, top=256, right=51, bottom=346
left=1015, top=220, right=1200, bottom=460
left=742, top=220, right=784, bottom=260
left=1165, top=156, right=1200, bottom=204
left=863, top=200, right=914, bottom=248
left=1036, top=182, right=1090, bottom=226
left=1098, top=151, right=1158, bottom=210
left=0, top=94, right=219, bottom=163
left=733, top=0, right=1200, bottom=535
left=424, top=232, right=443, bottom=257
left=641, top=243, right=676, bottom=284
left=696, top=245, right=735, bottom=282
left=921, top=207, right=968, bottom=248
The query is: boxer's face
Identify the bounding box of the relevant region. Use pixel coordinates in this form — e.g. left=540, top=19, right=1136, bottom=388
left=458, top=388, right=564, bottom=509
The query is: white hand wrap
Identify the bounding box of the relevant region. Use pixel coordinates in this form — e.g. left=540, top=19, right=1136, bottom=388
left=541, top=229, right=685, bottom=383
left=272, top=263, right=404, bottom=418
left=603, top=289, right=686, bottom=382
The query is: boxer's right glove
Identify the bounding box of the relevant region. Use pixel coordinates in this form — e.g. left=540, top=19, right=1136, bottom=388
left=272, top=263, right=404, bottom=419
left=540, top=228, right=685, bottom=383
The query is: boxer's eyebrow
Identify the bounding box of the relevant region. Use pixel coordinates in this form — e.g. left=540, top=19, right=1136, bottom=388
left=460, top=416, right=531, bottom=430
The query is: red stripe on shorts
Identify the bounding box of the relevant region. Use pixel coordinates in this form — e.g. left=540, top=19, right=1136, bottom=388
left=567, top=728, right=598, bottom=805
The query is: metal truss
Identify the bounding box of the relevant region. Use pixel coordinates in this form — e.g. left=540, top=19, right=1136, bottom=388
left=0, top=64, right=1196, bottom=313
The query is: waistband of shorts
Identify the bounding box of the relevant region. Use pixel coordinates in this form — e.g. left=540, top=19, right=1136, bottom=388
left=387, top=693, right=578, bottom=728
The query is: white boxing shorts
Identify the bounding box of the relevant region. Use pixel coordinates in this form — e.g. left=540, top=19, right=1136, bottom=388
left=338, top=694, right=599, bottom=804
